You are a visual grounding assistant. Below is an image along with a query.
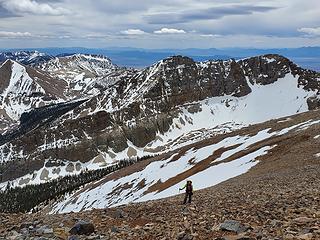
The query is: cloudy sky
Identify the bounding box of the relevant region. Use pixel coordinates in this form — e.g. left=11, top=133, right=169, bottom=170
left=0, top=0, right=319, bottom=49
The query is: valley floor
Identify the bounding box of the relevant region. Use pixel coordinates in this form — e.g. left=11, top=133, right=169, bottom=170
left=1, top=111, right=320, bottom=240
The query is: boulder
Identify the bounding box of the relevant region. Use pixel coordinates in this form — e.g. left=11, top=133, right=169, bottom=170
left=307, top=96, right=320, bottom=110
left=114, top=209, right=127, bottom=219
left=219, top=220, right=249, bottom=234
left=53, top=227, right=69, bottom=239
left=69, top=220, right=95, bottom=235
left=36, top=225, right=54, bottom=235
left=177, top=231, right=193, bottom=240
left=68, top=236, right=79, bottom=240
left=297, top=233, right=313, bottom=240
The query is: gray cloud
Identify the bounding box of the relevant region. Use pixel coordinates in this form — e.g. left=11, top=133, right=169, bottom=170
left=0, top=31, right=32, bottom=38
left=0, top=5, right=20, bottom=18
left=0, top=0, right=71, bottom=16
left=35, top=0, right=65, bottom=2
left=88, top=0, right=188, bottom=14
left=0, top=0, right=318, bottom=48
left=298, top=27, right=320, bottom=37
left=145, top=5, right=278, bottom=24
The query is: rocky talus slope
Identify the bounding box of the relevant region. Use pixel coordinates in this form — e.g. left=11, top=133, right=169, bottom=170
left=0, top=109, right=319, bottom=240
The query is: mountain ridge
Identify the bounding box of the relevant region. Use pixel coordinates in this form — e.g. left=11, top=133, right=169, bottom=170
left=0, top=53, right=319, bottom=191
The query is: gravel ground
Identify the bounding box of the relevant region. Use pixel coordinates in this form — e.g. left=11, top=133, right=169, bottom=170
left=0, top=110, right=320, bottom=240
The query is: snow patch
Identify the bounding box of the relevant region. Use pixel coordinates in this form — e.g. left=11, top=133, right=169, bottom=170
left=52, top=120, right=307, bottom=213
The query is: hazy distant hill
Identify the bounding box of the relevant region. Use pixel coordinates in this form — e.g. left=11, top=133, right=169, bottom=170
left=2, top=47, right=320, bottom=70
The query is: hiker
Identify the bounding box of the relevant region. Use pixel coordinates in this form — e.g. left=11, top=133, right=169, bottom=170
left=179, top=180, right=193, bottom=204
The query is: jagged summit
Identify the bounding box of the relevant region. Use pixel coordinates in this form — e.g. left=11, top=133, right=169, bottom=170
left=38, top=53, right=122, bottom=97
left=39, top=53, right=117, bottom=75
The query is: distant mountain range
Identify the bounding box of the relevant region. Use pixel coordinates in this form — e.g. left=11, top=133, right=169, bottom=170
left=1, top=47, right=320, bottom=70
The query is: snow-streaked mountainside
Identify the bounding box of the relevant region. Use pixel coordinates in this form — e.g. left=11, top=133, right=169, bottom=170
left=0, top=59, right=67, bottom=133
left=0, top=52, right=319, bottom=193
left=0, top=52, right=136, bottom=133
left=0, top=51, right=133, bottom=97
left=48, top=112, right=320, bottom=213
left=0, top=51, right=53, bottom=66
left=39, top=54, right=132, bottom=97
left=40, top=54, right=116, bottom=77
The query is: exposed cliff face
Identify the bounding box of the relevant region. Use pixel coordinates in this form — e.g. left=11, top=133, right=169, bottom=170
left=239, top=54, right=320, bottom=93
left=138, top=56, right=251, bottom=110
left=0, top=54, right=319, bottom=189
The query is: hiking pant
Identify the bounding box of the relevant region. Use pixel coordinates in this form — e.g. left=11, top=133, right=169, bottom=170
left=183, top=192, right=192, bottom=204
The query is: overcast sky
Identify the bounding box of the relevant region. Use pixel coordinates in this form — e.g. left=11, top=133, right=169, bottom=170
left=0, top=0, right=319, bottom=49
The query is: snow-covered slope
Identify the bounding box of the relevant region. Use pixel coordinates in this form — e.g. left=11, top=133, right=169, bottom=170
left=49, top=113, right=320, bottom=213
left=0, top=60, right=67, bottom=132
left=0, top=51, right=131, bottom=97
left=39, top=54, right=126, bottom=96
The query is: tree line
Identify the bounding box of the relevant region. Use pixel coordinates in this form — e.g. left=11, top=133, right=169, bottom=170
left=0, top=155, right=154, bottom=213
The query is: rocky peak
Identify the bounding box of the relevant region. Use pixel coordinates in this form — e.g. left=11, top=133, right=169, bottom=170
left=238, top=53, right=320, bottom=91
left=0, top=51, right=53, bottom=67
left=39, top=53, right=117, bottom=74
left=133, top=55, right=251, bottom=109
left=67, top=53, right=113, bottom=63
left=38, top=53, right=121, bottom=97
left=0, top=60, right=67, bottom=130
left=238, top=54, right=292, bottom=85
left=162, top=55, right=197, bottom=66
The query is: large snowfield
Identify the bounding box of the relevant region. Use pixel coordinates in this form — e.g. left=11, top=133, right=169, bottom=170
left=51, top=118, right=320, bottom=213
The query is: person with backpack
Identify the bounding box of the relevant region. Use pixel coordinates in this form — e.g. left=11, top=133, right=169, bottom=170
left=179, top=180, right=193, bottom=204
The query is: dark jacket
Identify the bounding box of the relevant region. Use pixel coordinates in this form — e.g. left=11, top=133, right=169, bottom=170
left=180, top=182, right=193, bottom=194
